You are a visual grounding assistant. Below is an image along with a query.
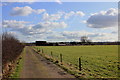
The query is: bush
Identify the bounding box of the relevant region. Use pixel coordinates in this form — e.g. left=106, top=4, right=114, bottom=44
left=2, top=32, right=24, bottom=78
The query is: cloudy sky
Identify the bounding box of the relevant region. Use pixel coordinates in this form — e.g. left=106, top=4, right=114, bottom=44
left=1, top=2, right=118, bottom=42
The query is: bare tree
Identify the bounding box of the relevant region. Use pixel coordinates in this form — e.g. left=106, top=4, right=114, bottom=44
left=81, top=36, right=92, bottom=45
left=81, top=36, right=88, bottom=43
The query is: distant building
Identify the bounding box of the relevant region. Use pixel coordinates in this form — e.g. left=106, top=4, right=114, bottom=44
left=36, top=41, right=47, bottom=46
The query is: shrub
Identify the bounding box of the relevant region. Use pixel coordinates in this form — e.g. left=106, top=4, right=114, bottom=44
left=2, top=32, right=24, bottom=78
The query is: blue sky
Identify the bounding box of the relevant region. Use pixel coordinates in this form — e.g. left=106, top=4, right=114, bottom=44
left=1, top=2, right=118, bottom=42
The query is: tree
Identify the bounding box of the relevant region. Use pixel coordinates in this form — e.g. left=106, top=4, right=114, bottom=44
left=81, top=36, right=88, bottom=43
left=81, top=36, right=92, bottom=45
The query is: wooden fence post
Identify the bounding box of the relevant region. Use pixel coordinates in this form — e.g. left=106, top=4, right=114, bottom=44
left=42, top=49, right=44, bottom=53
left=79, top=57, right=82, bottom=71
left=51, top=51, right=53, bottom=58
left=60, top=54, right=62, bottom=64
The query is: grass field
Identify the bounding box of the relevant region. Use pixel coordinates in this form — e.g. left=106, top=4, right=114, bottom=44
left=33, top=45, right=118, bottom=78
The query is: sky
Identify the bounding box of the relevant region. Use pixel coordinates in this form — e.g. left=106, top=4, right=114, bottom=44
left=1, top=2, right=118, bottom=42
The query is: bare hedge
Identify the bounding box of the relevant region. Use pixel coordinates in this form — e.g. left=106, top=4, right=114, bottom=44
left=2, top=32, right=24, bottom=77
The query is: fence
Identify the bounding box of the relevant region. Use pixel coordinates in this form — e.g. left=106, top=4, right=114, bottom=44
left=33, top=46, right=118, bottom=78
left=35, top=48, right=82, bottom=71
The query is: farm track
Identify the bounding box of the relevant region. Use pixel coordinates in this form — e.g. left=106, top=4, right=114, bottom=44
left=20, top=46, right=75, bottom=78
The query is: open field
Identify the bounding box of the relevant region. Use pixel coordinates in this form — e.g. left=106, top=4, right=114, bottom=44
left=33, top=45, right=118, bottom=78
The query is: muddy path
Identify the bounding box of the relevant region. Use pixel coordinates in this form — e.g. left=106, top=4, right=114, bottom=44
left=20, top=46, right=75, bottom=78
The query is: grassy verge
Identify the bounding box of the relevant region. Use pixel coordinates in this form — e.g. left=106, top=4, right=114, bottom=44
left=9, top=48, right=25, bottom=78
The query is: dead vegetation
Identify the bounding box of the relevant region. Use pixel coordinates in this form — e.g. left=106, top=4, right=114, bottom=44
left=2, top=32, right=24, bottom=78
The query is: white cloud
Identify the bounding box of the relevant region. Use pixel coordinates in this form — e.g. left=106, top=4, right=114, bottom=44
left=93, top=33, right=118, bottom=42
left=33, top=21, right=67, bottom=30
left=11, top=6, right=46, bottom=16
left=2, top=20, right=29, bottom=28
left=11, top=6, right=33, bottom=16
left=2, top=20, right=68, bottom=35
left=81, top=20, right=87, bottom=23
left=62, top=31, right=94, bottom=39
left=31, top=21, right=67, bottom=35
left=2, top=20, right=118, bottom=42
left=64, top=11, right=85, bottom=19
left=87, top=8, right=118, bottom=28
left=64, top=11, right=75, bottom=19
left=76, top=11, right=85, bottom=16
left=55, top=0, right=62, bottom=4
left=61, top=31, right=118, bottom=42
left=42, top=12, right=63, bottom=21
left=10, top=6, right=84, bottom=21
left=33, top=9, right=46, bottom=14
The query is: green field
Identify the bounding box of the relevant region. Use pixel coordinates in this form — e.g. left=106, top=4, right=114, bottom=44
left=33, top=45, right=118, bottom=78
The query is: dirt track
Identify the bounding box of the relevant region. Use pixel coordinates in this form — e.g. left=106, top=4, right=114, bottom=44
left=20, top=46, right=75, bottom=78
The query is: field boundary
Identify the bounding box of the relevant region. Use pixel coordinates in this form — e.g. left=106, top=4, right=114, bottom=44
left=32, top=46, right=119, bottom=78
left=32, top=47, right=90, bottom=78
